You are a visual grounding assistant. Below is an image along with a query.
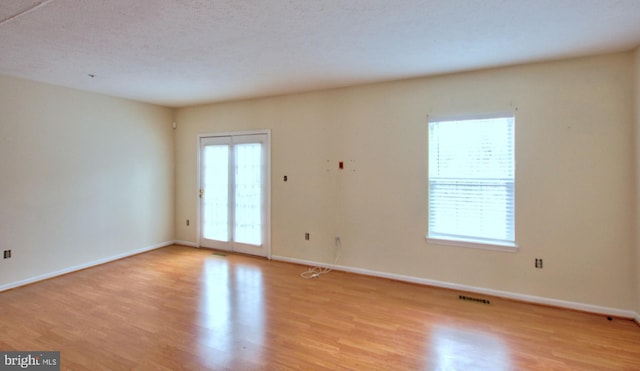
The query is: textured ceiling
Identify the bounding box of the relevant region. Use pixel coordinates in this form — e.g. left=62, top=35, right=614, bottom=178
left=1, top=0, right=640, bottom=107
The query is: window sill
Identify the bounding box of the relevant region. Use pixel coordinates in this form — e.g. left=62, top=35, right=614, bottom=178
left=426, top=237, right=519, bottom=253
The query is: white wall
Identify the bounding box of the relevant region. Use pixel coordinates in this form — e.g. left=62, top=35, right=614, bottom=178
left=635, top=46, right=640, bottom=316
left=0, top=75, right=175, bottom=288
left=175, top=52, right=636, bottom=311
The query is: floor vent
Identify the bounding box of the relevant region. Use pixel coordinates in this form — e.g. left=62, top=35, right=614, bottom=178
left=459, top=295, right=491, bottom=305
left=212, top=252, right=227, bottom=257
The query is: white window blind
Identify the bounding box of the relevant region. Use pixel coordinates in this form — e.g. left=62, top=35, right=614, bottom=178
left=428, top=115, right=515, bottom=247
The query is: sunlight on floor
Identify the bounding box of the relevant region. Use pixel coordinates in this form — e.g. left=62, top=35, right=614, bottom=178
left=430, top=325, right=511, bottom=370
left=198, top=256, right=265, bottom=367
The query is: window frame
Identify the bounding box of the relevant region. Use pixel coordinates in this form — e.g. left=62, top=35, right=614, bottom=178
left=426, top=112, right=518, bottom=252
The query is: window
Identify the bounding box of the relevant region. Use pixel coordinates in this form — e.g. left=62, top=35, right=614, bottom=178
left=428, top=114, right=515, bottom=249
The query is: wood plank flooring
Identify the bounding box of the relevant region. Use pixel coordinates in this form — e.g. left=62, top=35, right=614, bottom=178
left=1, top=245, right=639, bottom=370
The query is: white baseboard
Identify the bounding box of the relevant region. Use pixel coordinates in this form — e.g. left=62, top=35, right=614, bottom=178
left=0, top=241, right=174, bottom=292
left=272, top=255, right=637, bottom=320
left=174, top=240, right=198, bottom=248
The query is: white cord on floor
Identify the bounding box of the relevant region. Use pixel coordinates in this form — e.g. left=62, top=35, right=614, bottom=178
left=300, top=237, right=341, bottom=279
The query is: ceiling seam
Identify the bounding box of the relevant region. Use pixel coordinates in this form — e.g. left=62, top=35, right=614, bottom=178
left=0, top=0, right=57, bottom=27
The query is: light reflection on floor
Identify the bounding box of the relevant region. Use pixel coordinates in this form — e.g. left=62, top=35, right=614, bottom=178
left=192, top=254, right=513, bottom=369
left=197, top=255, right=265, bottom=368
left=429, top=325, right=511, bottom=371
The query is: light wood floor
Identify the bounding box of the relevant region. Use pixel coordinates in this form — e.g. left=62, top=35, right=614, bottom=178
left=1, top=245, right=639, bottom=370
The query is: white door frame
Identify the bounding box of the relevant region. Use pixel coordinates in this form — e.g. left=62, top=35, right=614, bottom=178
left=196, top=129, right=271, bottom=259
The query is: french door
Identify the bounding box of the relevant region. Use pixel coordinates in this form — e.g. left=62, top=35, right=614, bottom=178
left=199, top=133, right=270, bottom=257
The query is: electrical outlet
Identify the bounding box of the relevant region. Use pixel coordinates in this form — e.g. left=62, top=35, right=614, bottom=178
left=305, top=233, right=310, bottom=240
left=535, top=258, right=543, bottom=269
left=3, top=250, right=11, bottom=259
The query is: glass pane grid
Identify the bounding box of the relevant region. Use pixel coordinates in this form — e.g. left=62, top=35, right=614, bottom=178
left=234, top=143, right=263, bottom=246
left=203, top=145, right=230, bottom=242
